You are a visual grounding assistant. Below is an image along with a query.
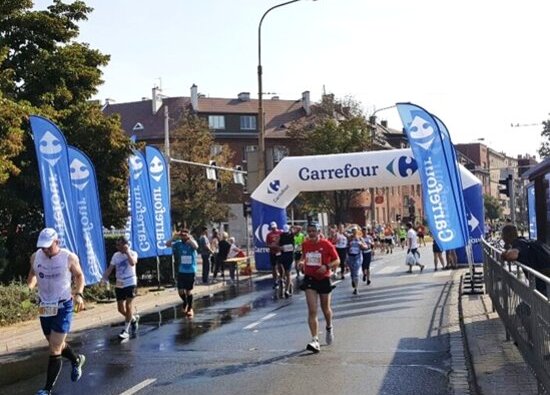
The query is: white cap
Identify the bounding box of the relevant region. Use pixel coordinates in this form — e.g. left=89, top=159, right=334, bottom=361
left=269, top=221, right=277, bottom=229
left=283, top=224, right=290, bottom=232
left=37, top=228, right=58, bottom=248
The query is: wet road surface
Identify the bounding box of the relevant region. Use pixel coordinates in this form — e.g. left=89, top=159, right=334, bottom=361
left=1, top=246, right=456, bottom=395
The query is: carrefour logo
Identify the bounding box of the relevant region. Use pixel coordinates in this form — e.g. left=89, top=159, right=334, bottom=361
left=39, top=131, right=62, bottom=166
left=149, top=155, right=164, bottom=182
left=70, top=158, right=90, bottom=190
left=386, top=156, right=418, bottom=178
left=409, top=115, right=436, bottom=150
left=268, top=180, right=280, bottom=194
left=129, top=155, right=144, bottom=180
left=254, top=224, right=270, bottom=243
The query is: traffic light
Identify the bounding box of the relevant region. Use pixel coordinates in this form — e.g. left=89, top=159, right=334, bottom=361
left=233, top=165, right=245, bottom=185
left=206, top=161, right=217, bottom=180
left=243, top=201, right=252, bottom=217
left=498, top=175, right=512, bottom=197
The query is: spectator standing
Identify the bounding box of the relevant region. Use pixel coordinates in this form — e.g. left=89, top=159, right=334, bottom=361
left=210, top=229, right=219, bottom=277
left=432, top=239, right=445, bottom=271
left=198, top=227, right=213, bottom=284
left=27, top=228, right=86, bottom=395
left=215, top=232, right=231, bottom=281
left=101, top=237, right=139, bottom=339
left=417, top=223, right=427, bottom=247
left=445, top=249, right=458, bottom=269
left=226, top=237, right=243, bottom=285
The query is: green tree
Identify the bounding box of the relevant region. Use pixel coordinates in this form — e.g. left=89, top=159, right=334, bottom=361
left=538, top=119, right=550, bottom=158
left=484, top=194, right=503, bottom=221
left=287, top=95, right=372, bottom=224
left=169, top=111, right=234, bottom=231
left=0, top=1, right=132, bottom=281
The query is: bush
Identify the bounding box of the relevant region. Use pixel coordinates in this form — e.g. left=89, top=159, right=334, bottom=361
left=0, top=281, right=38, bottom=327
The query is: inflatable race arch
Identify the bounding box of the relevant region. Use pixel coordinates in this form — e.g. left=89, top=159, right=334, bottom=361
left=250, top=148, right=484, bottom=271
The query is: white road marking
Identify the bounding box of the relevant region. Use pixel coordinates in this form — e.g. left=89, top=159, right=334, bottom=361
left=119, top=378, right=157, bottom=395
left=433, top=270, right=453, bottom=277
left=376, top=266, right=401, bottom=275
left=243, top=313, right=277, bottom=330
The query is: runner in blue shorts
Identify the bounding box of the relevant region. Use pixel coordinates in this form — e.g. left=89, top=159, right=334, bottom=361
left=27, top=228, right=86, bottom=395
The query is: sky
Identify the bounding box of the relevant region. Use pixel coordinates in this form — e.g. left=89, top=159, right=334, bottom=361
left=34, top=0, right=550, bottom=159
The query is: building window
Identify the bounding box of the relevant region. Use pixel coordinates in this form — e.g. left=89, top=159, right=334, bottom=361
left=245, top=145, right=258, bottom=152
left=208, top=115, right=225, bottom=129
left=240, top=115, right=257, bottom=130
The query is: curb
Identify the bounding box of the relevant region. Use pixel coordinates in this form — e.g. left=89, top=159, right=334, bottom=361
left=0, top=273, right=270, bottom=356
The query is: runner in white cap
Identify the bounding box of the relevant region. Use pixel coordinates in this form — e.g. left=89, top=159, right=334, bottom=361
left=27, top=228, right=86, bottom=395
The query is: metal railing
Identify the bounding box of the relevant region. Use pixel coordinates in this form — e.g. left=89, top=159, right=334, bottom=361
left=482, top=239, right=550, bottom=393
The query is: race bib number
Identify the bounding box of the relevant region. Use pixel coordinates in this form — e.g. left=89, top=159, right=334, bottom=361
left=349, top=247, right=360, bottom=255
left=181, top=255, right=193, bottom=265
left=305, top=252, right=322, bottom=267
left=39, top=301, right=58, bottom=317
left=282, top=244, right=294, bottom=253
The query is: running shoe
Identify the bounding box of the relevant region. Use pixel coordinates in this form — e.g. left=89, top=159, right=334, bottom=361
left=118, top=330, right=129, bottom=340
left=71, top=354, right=86, bottom=382
left=362, top=274, right=367, bottom=282
left=367, top=279, right=371, bottom=285
left=326, top=327, right=334, bottom=345
left=353, top=288, right=358, bottom=295
left=284, top=290, right=292, bottom=298
left=420, top=264, right=425, bottom=272
left=272, top=282, right=279, bottom=289
left=130, top=314, right=140, bottom=335
left=306, top=338, right=320, bottom=353
left=35, top=389, right=51, bottom=395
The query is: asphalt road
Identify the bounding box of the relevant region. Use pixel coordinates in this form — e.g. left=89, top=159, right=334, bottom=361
left=1, top=244, right=456, bottom=395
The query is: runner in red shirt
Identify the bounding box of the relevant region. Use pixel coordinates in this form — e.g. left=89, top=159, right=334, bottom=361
left=266, top=221, right=282, bottom=289
left=299, top=223, right=340, bottom=353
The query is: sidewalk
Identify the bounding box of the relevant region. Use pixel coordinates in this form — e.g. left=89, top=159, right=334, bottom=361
left=0, top=272, right=267, bottom=357
left=458, top=270, right=540, bottom=395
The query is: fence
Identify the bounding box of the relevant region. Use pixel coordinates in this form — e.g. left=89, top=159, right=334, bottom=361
left=483, top=239, right=550, bottom=393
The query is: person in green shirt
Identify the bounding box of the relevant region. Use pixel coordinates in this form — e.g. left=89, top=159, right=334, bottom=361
left=398, top=226, right=407, bottom=249
left=293, top=225, right=306, bottom=279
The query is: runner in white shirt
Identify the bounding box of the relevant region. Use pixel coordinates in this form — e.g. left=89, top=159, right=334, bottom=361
left=27, top=228, right=86, bottom=395
left=102, top=237, right=139, bottom=339
left=406, top=222, right=424, bottom=273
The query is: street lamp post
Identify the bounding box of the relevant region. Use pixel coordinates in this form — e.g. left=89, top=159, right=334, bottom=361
left=257, top=0, right=308, bottom=182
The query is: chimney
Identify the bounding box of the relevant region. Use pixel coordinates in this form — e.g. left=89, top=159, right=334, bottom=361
left=381, top=120, right=388, bottom=128
left=238, top=92, right=250, bottom=102
left=302, top=90, right=311, bottom=116
left=190, top=84, right=198, bottom=111
left=152, top=86, right=163, bottom=115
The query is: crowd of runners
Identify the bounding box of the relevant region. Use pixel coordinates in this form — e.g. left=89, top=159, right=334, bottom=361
left=26, top=219, right=458, bottom=393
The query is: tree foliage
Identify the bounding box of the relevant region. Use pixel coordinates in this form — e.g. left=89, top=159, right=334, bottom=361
left=0, top=1, right=132, bottom=281
left=484, top=194, right=503, bottom=221
left=538, top=119, right=550, bottom=159
left=169, top=111, right=234, bottom=231
left=287, top=95, right=372, bottom=224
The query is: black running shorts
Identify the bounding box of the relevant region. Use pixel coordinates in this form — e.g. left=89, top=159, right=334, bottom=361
left=115, top=285, right=136, bottom=301
left=177, top=272, right=195, bottom=291
left=299, top=276, right=335, bottom=294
